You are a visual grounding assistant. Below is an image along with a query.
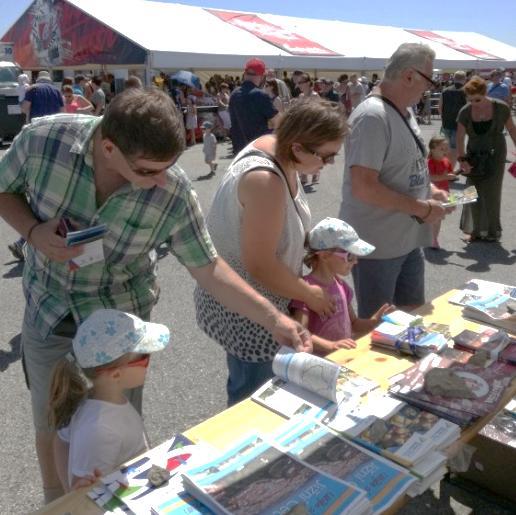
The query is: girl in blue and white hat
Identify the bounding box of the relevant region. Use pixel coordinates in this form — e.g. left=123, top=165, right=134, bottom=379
left=290, top=217, right=393, bottom=356
left=48, top=309, right=169, bottom=491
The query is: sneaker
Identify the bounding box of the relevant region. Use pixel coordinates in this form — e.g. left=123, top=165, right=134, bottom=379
left=8, top=241, right=25, bottom=261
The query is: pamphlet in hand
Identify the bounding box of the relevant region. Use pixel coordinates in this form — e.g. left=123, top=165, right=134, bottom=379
left=182, top=434, right=371, bottom=515
left=251, top=346, right=377, bottom=420
left=273, top=418, right=415, bottom=514
left=58, top=217, right=107, bottom=270
left=442, top=186, right=478, bottom=207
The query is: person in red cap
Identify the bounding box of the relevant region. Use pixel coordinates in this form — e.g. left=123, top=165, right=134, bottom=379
left=228, top=58, right=279, bottom=154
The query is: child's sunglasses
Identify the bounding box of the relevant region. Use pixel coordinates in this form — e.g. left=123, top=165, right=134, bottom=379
left=332, top=250, right=357, bottom=262
left=99, top=354, right=150, bottom=373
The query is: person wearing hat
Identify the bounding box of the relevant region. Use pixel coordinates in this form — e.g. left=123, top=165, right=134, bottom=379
left=21, top=70, right=64, bottom=122
left=48, top=309, right=169, bottom=491
left=487, top=69, right=511, bottom=105
left=290, top=218, right=394, bottom=356
left=228, top=57, right=279, bottom=154
left=201, top=120, right=218, bottom=177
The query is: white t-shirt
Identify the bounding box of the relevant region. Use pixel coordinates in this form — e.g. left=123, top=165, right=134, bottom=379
left=58, top=398, right=146, bottom=487
left=340, top=96, right=432, bottom=259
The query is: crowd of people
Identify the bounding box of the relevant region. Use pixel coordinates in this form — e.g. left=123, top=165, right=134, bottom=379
left=1, top=42, right=515, bottom=507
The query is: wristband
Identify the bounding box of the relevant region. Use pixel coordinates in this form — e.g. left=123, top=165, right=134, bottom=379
left=421, top=200, right=433, bottom=221
left=26, top=221, right=40, bottom=244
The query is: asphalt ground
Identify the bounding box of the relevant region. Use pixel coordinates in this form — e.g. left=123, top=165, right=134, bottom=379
left=1, top=119, right=516, bottom=514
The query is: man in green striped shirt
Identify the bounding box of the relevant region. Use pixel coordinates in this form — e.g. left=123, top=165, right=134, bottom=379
left=0, top=88, right=311, bottom=503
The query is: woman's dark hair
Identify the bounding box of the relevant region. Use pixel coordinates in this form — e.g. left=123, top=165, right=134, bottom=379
left=275, top=99, right=348, bottom=165
left=101, top=88, right=185, bottom=160
left=265, top=78, right=279, bottom=97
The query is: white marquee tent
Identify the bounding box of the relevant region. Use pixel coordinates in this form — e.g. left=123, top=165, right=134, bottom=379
left=4, top=0, right=516, bottom=73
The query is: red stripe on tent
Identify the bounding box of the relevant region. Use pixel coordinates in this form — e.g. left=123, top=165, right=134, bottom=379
left=206, top=9, right=341, bottom=57
left=405, top=29, right=502, bottom=60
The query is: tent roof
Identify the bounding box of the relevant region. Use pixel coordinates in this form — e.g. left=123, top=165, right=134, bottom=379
left=21, top=0, right=516, bottom=69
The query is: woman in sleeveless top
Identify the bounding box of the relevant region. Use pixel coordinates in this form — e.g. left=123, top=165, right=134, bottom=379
left=457, top=76, right=516, bottom=242
left=194, top=99, right=347, bottom=405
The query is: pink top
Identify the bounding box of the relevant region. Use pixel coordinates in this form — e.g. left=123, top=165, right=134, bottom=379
left=290, top=274, right=353, bottom=341
left=64, top=99, right=80, bottom=113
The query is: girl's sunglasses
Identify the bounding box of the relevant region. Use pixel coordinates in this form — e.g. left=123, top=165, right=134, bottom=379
left=332, top=250, right=357, bottom=262
left=99, top=354, right=150, bottom=373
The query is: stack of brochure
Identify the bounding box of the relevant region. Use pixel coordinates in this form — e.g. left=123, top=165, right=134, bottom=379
left=462, top=293, right=516, bottom=334
left=388, top=352, right=516, bottom=427
left=324, top=392, right=458, bottom=496
left=453, top=327, right=512, bottom=360
left=371, top=322, right=449, bottom=357
left=251, top=346, right=378, bottom=420
left=273, top=418, right=416, bottom=513
left=448, top=278, right=516, bottom=308
left=181, top=434, right=372, bottom=515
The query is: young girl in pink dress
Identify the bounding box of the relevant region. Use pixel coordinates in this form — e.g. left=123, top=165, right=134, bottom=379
left=290, top=217, right=393, bottom=356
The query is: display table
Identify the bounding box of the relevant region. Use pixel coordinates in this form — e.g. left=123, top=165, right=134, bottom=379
left=34, top=289, right=516, bottom=514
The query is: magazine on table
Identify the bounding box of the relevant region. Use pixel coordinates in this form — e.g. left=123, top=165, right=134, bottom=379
left=388, top=352, right=516, bottom=426
left=324, top=393, right=458, bottom=469
left=381, top=310, right=423, bottom=327
left=251, top=346, right=377, bottom=420
left=272, top=418, right=415, bottom=514
left=181, top=433, right=371, bottom=515
left=499, top=343, right=516, bottom=365
left=453, top=328, right=512, bottom=359
left=462, top=293, right=516, bottom=334
left=371, top=321, right=449, bottom=357
left=101, top=434, right=212, bottom=515
left=448, top=278, right=516, bottom=307
left=88, top=484, right=132, bottom=514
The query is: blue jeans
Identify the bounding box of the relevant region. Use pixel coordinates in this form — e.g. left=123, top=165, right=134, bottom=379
left=226, top=353, right=274, bottom=407
left=352, top=248, right=425, bottom=318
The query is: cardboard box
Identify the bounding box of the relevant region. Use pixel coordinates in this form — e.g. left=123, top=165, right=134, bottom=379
left=460, top=401, right=516, bottom=502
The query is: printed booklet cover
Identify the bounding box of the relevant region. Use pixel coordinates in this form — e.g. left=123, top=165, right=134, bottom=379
left=251, top=346, right=377, bottom=420
left=182, top=434, right=370, bottom=515
left=101, top=434, right=212, bottom=515
left=324, top=393, right=459, bottom=469
left=448, top=279, right=516, bottom=307
left=273, top=418, right=415, bottom=514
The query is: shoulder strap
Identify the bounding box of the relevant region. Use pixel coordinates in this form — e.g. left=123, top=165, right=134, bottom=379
left=370, top=94, right=427, bottom=157
left=233, top=149, right=303, bottom=220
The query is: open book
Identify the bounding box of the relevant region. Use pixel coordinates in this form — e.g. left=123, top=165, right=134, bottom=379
left=251, top=346, right=377, bottom=419
left=448, top=278, right=516, bottom=307
left=182, top=434, right=371, bottom=515
left=463, top=293, right=516, bottom=334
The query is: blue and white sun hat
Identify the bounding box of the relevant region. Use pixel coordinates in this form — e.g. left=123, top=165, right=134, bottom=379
left=308, top=217, right=375, bottom=256
left=72, top=309, right=170, bottom=368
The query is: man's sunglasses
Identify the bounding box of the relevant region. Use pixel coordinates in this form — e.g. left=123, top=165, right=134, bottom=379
left=122, top=152, right=180, bottom=177
left=412, top=68, right=439, bottom=89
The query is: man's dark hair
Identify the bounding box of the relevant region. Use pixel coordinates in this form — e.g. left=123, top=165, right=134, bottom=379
left=92, top=76, right=103, bottom=86
left=74, top=75, right=85, bottom=85
left=101, top=88, right=186, bottom=160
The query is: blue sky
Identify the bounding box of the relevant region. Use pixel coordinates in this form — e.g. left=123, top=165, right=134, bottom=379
left=1, top=0, right=516, bottom=47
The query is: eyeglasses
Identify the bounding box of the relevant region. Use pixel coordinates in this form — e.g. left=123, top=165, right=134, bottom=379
left=99, top=354, right=150, bottom=373
left=121, top=151, right=179, bottom=177
left=301, top=145, right=339, bottom=165
left=332, top=250, right=357, bottom=262
left=412, top=68, right=438, bottom=89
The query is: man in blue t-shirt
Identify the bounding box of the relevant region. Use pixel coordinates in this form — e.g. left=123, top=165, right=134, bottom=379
left=22, top=70, right=64, bottom=121
left=487, top=69, right=511, bottom=105
left=229, top=58, right=278, bottom=155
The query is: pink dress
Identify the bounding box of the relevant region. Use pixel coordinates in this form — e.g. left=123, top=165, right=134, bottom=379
left=290, top=274, right=353, bottom=341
